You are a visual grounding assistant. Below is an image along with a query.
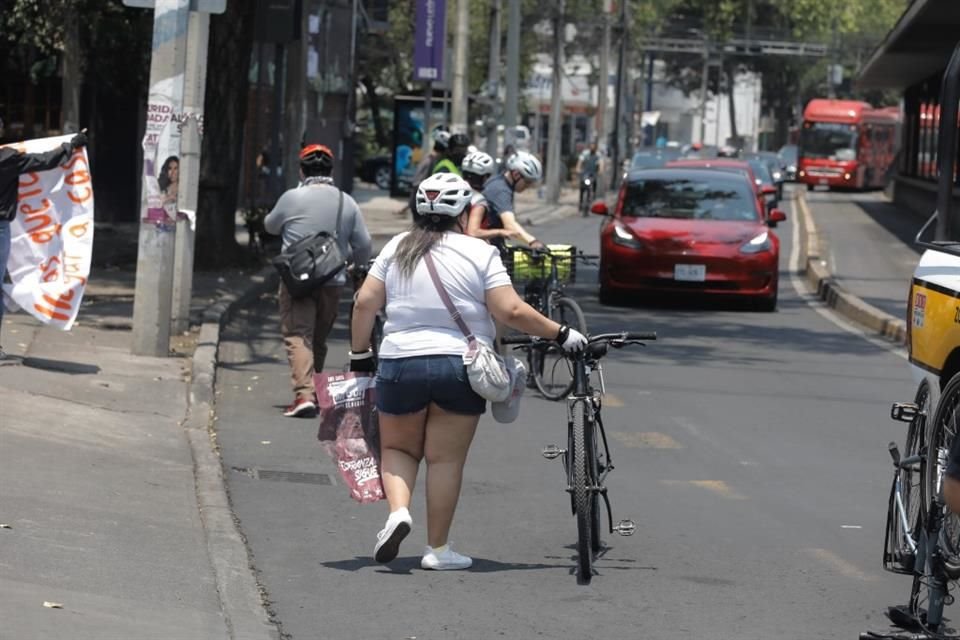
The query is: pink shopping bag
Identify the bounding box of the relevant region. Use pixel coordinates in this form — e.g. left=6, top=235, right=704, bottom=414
left=314, top=372, right=385, bottom=504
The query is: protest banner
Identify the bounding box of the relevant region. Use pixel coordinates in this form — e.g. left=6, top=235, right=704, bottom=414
left=1, top=135, right=94, bottom=331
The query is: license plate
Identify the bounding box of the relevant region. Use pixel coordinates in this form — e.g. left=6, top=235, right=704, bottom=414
left=674, top=264, right=706, bottom=281
left=819, top=178, right=828, bottom=185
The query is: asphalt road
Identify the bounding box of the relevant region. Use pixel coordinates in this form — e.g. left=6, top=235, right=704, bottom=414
left=215, top=193, right=918, bottom=640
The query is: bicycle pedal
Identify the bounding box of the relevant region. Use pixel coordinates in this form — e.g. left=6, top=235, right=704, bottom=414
left=542, top=445, right=565, bottom=460
left=891, top=402, right=920, bottom=423
left=613, top=520, right=636, bottom=536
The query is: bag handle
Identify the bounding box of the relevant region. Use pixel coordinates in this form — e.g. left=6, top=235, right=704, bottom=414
left=423, top=251, right=477, bottom=345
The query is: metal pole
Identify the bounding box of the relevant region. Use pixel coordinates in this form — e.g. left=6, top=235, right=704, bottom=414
left=610, top=10, right=626, bottom=189
left=271, top=43, right=284, bottom=197
left=425, top=81, right=433, bottom=157
left=596, top=7, right=610, bottom=148
left=171, top=9, right=210, bottom=336
left=132, top=0, right=190, bottom=356
left=544, top=0, right=564, bottom=203
left=699, top=51, right=709, bottom=144
left=486, top=0, right=501, bottom=157
left=504, top=0, right=520, bottom=129
left=451, top=0, right=469, bottom=132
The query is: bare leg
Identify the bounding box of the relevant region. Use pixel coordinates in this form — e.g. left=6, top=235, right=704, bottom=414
left=379, top=409, right=427, bottom=512
left=423, top=403, right=480, bottom=548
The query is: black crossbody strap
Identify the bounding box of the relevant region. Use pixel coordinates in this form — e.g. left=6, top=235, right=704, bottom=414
left=423, top=251, right=477, bottom=344
left=333, top=188, right=343, bottom=238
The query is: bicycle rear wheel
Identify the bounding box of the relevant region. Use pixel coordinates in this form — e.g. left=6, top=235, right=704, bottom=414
left=888, top=382, right=930, bottom=573
left=533, top=295, right=587, bottom=401
left=572, top=399, right=594, bottom=584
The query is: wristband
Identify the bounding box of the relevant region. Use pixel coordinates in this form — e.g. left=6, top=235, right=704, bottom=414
left=349, top=349, right=374, bottom=360
left=555, top=324, right=570, bottom=344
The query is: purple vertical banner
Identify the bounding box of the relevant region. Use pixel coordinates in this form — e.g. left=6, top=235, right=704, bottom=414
left=413, top=0, right=446, bottom=82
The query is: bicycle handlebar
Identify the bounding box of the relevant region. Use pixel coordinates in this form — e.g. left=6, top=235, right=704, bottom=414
left=501, top=331, right=657, bottom=346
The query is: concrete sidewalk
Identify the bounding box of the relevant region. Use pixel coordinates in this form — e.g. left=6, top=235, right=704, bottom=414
left=0, top=181, right=581, bottom=638
left=798, top=187, right=923, bottom=343
left=0, top=264, right=279, bottom=639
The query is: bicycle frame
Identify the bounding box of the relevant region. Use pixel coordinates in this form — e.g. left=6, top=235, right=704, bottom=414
left=565, top=348, right=618, bottom=535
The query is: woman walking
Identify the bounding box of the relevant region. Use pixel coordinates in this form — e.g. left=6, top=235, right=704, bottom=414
left=350, top=174, right=586, bottom=570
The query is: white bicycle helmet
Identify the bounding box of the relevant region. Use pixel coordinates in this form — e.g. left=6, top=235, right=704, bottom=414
left=416, top=173, right=473, bottom=216
left=507, top=150, right=543, bottom=181
left=461, top=150, right=496, bottom=176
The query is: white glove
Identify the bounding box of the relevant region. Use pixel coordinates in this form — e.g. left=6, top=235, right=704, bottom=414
left=557, top=325, right=587, bottom=352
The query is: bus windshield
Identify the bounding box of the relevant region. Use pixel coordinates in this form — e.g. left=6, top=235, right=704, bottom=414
left=800, top=122, right=858, bottom=161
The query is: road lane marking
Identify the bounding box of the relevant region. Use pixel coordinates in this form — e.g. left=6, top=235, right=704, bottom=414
left=661, top=479, right=747, bottom=500
left=603, top=393, right=625, bottom=407
left=841, top=525, right=862, bottom=529
left=787, top=195, right=907, bottom=360
left=611, top=431, right=682, bottom=449
left=803, top=548, right=877, bottom=581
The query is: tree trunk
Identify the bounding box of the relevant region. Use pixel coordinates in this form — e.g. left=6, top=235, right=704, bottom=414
left=61, top=7, right=82, bottom=134
left=195, top=0, right=256, bottom=269
left=726, top=58, right=739, bottom=149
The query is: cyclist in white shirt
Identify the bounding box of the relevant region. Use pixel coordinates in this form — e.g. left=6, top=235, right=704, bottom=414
left=349, top=174, right=586, bottom=571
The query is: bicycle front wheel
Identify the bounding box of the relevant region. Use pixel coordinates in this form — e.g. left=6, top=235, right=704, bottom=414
left=925, top=374, right=960, bottom=569
left=533, top=295, right=587, bottom=401
left=572, top=399, right=594, bottom=584
left=894, top=382, right=929, bottom=568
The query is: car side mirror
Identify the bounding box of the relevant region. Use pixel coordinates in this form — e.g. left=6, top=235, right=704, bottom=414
left=761, top=184, right=777, bottom=196
left=590, top=201, right=609, bottom=216
left=767, top=209, right=787, bottom=227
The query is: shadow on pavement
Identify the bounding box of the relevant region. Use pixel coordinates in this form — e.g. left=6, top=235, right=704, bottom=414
left=22, top=357, right=100, bottom=375
left=853, top=198, right=924, bottom=257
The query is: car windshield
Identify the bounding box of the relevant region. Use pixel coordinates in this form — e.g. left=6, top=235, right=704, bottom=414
left=745, top=158, right=773, bottom=184
left=630, top=153, right=665, bottom=170
left=622, top=177, right=758, bottom=221
left=778, top=145, right=798, bottom=165
left=800, top=122, right=857, bottom=160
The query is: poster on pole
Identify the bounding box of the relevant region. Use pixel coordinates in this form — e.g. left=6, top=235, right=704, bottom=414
left=391, top=95, right=450, bottom=197
left=2, top=136, right=94, bottom=331
left=413, top=0, right=446, bottom=82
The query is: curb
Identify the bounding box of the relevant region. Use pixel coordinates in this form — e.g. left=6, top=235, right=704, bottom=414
left=184, top=264, right=280, bottom=640
left=796, top=191, right=907, bottom=344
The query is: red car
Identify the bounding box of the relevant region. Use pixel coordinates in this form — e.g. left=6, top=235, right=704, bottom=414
left=592, top=168, right=786, bottom=311
left=666, top=158, right=779, bottom=221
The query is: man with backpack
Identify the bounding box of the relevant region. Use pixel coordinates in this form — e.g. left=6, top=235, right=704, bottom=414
left=264, top=144, right=372, bottom=417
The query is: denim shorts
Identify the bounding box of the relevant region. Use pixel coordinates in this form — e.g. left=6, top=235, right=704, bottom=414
left=376, top=354, right=486, bottom=416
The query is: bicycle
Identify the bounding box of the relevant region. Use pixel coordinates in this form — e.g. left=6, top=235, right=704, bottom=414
left=505, top=245, right=594, bottom=401
left=864, top=380, right=960, bottom=639
left=348, top=259, right=385, bottom=357
left=501, top=331, right=656, bottom=585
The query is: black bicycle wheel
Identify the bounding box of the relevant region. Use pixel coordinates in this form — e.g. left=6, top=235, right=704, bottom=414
left=588, top=411, right=602, bottom=553
left=572, top=400, right=593, bottom=584
left=924, top=374, right=960, bottom=568
left=893, top=382, right=929, bottom=567
left=533, top=296, right=587, bottom=401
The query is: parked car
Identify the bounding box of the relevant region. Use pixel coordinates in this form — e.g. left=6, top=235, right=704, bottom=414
left=665, top=158, right=779, bottom=224
left=358, top=155, right=392, bottom=190
left=591, top=167, right=785, bottom=311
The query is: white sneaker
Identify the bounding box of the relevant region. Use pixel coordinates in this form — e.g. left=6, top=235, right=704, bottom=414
left=421, top=544, right=473, bottom=570
left=374, top=508, right=412, bottom=563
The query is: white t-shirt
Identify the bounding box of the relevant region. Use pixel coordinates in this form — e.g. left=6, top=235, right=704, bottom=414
left=369, top=231, right=512, bottom=358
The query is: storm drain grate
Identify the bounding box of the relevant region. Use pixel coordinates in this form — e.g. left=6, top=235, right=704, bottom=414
left=255, top=469, right=333, bottom=485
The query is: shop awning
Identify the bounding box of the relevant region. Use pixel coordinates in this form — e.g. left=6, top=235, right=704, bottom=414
left=857, top=0, right=960, bottom=89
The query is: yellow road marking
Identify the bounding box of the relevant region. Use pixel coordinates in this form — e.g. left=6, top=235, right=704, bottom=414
left=603, top=393, right=624, bottom=407
left=661, top=480, right=747, bottom=500
left=612, top=431, right=682, bottom=449
left=803, top=548, right=876, bottom=582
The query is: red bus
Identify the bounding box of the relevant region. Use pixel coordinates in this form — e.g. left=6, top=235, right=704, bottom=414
left=798, top=99, right=900, bottom=190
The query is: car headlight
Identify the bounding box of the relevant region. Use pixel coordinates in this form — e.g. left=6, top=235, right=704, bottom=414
left=740, top=231, right=772, bottom=254
left=612, top=222, right=644, bottom=249
left=772, top=171, right=783, bottom=181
